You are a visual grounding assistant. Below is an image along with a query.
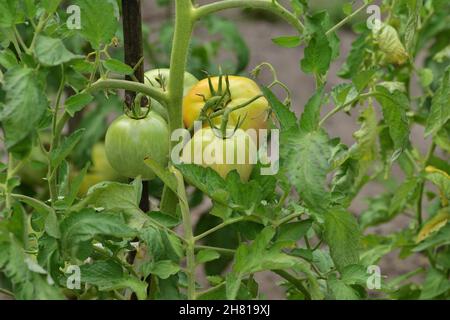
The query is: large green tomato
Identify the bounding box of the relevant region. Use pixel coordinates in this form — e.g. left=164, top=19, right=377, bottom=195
left=104, top=111, right=170, bottom=180
left=181, top=127, right=256, bottom=182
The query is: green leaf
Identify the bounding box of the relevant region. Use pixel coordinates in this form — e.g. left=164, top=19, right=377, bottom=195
left=425, top=166, right=450, bottom=204
left=281, top=129, right=332, bottom=212
left=140, top=226, right=183, bottom=262
left=324, top=209, right=360, bottom=271
left=276, top=219, right=312, bottom=243
left=388, top=177, right=419, bottom=216
left=50, top=129, right=85, bottom=170
left=419, top=267, right=450, bottom=299
left=75, top=0, right=118, bottom=49
left=35, top=35, right=82, bottom=66
left=65, top=93, right=93, bottom=117
left=60, top=209, right=136, bottom=258
left=414, top=223, right=450, bottom=252
left=299, top=86, right=325, bottom=132
left=80, top=260, right=148, bottom=300
left=328, top=275, right=361, bottom=300
left=425, top=66, right=450, bottom=136
left=374, top=86, right=410, bottom=153
left=0, top=0, right=23, bottom=27
left=196, top=249, right=220, bottom=264
left=272, top=35, right=301, bottom=48
left=175, top=164, right=229, bottom=203
left=103, top=58, right=134, bottom=75
left=300, top=30, right=331, bottom=76
left=338, top=31, right=369, bottom=79
left=143, top=260, right=180, bottom=280
left=262, top=87, right=297, bottom=131
left=75, top=180, right=148, bottom=230
left=0, top=67, right=48, bottom=150
left=0, top=48, right=18, bottom=68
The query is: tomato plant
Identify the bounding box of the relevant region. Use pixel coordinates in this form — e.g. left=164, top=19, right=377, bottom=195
left=0, top=0, right=449, bottom=303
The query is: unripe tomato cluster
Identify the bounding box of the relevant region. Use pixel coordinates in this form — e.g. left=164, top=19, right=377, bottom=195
left=104, top=70, right=270, bottom=182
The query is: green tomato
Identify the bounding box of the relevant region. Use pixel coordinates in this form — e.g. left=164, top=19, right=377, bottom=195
left=181, top=127, right=256, bottom=182
left=105, top=111, right=170, bottom=180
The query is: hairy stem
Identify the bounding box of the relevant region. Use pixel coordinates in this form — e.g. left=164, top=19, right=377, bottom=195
left=193, top=0, right=304, bottom=33
left=161, top=0, right=195, bottom=215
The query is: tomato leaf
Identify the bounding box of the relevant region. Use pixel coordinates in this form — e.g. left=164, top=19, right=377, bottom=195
left=0, top=67, right=48, bottom=150
left=103, top=58, right=134, bottom=75
left=35, top=35, right=82, bottom=66
left=425, top=66, right=450, bottom=137
left=262, top=87, right=297, bottom=131
left=281, top=129, right=332, bottom=212
left=324, top=209, right=360, bottom=271
left=60, top=208, right=136, bottom=259
left=50, top=129, right=85, bottom=170
left=74, top=0, right=118, bottom=49
left=65, top=93, right=94, bottom=117
left=299, top=86, right=325, bottom=132
left=374, top=86, right=410, bottom=154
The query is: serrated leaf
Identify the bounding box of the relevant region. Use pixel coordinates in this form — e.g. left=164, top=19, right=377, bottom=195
left=299, top=86, right=325, bottom=132
left=75, top=0, right=118, bottom=49
left=143, top=260, right=180, bottom=279
left=103, top=58, right=134, bottom=75
left=324, top=209, right=360, bottom=271
left=300, top=30, right=331, bottom=76
left=419, top=267, right=450, bottom=299
left=281, top=129, right=332, bottom=212
left=60, top=209, right=136, bottom=257
left=80, top=260, right=147, bottom=300
left=262, top=87, right=297, bottom=131
left=35, top=35, right=81, bottom=66
left=374, top=86, right=410, bottom=153
left=276, top=219, right=312, bottom=243
left=75, top=180, right=148, bottom=229
left=50, top=129, right=85, bottom=170
left=65, top=93, right=93, bottom=117
left=425, top=67, right=450, bottom=136
left=0, top=67, right=48, bottom=150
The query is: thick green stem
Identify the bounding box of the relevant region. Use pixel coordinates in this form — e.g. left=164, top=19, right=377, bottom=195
left=161, top=0, right=195, bottom=215
left=193, top=0, right=304, bottom=33
left=86, top=79, right=168, bottom=105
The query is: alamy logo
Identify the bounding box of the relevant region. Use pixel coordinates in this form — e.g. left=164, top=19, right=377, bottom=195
left=66, top=5, right=81, bottom=30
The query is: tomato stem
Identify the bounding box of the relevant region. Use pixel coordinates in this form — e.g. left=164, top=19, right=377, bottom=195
left=193, top=0, right=304, bottom=34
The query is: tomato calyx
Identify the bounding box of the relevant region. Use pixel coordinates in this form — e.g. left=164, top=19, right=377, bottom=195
left=124, top=92, right=151, bottom=120
left=193, top=73, right=265, bottom=137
